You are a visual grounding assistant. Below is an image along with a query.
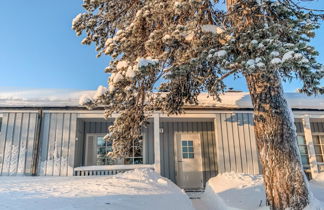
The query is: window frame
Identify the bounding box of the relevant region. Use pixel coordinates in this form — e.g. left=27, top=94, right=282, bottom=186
left=296, top=135, right=310, bottom=168
left=124, top=135, right=144, bottom=165
left=181, top=140, right=195, bottom=159
left=295, top=119, right=310, bottom=171
left=312, top=133, right=324, bottom=164
left=86, top=133, right=145, bottom=166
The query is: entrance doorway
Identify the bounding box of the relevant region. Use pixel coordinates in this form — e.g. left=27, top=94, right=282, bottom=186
left=175, top=133, right=203, bottom=189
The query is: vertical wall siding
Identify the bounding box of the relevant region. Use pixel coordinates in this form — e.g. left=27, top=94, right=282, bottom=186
left=310, top=121, right=324, bottom=133
left=160, top=121, right=217, bottom=184
left=84, top=121, right=111, bottom=134
left=0, top=112, right=38, bottom=176
left=215, top=113, right=260, bottom=175
left=74, top=120, right=85, bottom=167
left=143, top=122, right=155, bottom=164
left=295, top=121, right=304, bottom=133
left=38, top=113, right=77, bottom=176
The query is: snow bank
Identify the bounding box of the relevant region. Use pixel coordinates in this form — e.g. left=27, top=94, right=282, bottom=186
left=0, top=168, right=194, bottom=210
left=1, top=88, right=324, bottom=110
left=313, top=173, right=324, bottom=182
left=200, top=172, right=324, bottom=210
left=201, top=172, right=265, bottom=210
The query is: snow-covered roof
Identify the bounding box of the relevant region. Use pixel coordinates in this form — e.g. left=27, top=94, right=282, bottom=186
left=0, top=88, right=92, bottom=108
left=0, top=88, right=324, bottom=110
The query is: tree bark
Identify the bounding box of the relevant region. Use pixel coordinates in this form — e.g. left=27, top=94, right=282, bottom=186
left=245, top=71, right=310, bottom=210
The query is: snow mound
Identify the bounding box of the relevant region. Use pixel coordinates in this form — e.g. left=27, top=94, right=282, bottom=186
left=0, top=168, right=194, bottom=210
left=313, top=173, right=324, bottom=182
left=201, top=172, right=265, bottom=210
left=115, top=168, right=168, bottom=185
left=201, top=172, right=324, bottom=210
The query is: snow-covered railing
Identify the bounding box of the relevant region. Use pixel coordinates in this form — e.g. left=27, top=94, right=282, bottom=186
left=73, top=164, right=154, bottom=176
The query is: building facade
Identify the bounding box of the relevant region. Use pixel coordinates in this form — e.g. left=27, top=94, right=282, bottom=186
left=0, top=91, right=323, bottom=190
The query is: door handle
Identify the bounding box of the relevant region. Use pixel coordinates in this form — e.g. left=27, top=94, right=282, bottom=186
left=178, top=161, right=183, bottom=162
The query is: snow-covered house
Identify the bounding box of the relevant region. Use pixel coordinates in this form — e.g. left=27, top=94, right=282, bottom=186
left=0, top=89, right=324, bottom=190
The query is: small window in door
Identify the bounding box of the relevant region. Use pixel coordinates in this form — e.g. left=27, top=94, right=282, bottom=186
left=182, top=140, right=194, bottom=159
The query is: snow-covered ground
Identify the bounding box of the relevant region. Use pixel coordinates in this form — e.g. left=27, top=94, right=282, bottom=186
left=1, top=169, right=324, bottom=210
left=194, top=172, right=324, bottom=210
left=0, top=169, right=194, bottom=210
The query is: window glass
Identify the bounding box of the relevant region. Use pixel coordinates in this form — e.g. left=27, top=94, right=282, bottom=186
left=297, top=136, right=306, bottom=145
left=313, top=135, right=324, bottom=163
left=188, top=153, right=194, bottom=158
left=182, top=140, right=195, bottom=159
left=97, top=137, right=106, bottom=146
left=296, top=135, right=310, bottom=169
left=95, top=135, right=143, bottom=165
left=301, top=155, right=309, bottom=165
left=298, top=146, right=308, bottom=155
left=125, top=136, right=143, bottom=165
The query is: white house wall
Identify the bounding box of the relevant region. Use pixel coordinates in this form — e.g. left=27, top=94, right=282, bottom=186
left=0, top=112, right=39, bottom=176
left=215, top=113, right=260, bottom=175
left=37, top=112, right=77, bottom=176
left=1, top=109, right=323, bottom=180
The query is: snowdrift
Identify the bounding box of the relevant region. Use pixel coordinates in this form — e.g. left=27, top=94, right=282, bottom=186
left=0, top=168, right=194, bottom=210
left=200, top=172, right=324, bottom=210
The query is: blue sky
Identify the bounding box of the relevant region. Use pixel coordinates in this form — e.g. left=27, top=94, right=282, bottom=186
left=0, top=0, right=323, bottom=92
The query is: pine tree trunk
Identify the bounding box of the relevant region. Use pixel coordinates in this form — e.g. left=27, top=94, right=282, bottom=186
left=245, top=71, right=310, bottom=210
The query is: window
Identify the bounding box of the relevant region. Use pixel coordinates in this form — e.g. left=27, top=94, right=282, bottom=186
left=93, top=135, right=144, bottom=166
left=124, top=136, right=143, bottom=165
left=96, top=136, right=115, bottom=165
left=297, top=135, right=310, bottom=167
left=313, top=135, right=324, bottom=163
left=294, top=120, right=310, bottom=171
left=182, top=140, right=194, bottom=159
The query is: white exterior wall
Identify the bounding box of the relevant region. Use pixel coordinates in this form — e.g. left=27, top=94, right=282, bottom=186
left=0, top=109, right=323, bottom=179
left=215, top=112, right=260, bottom=175
left=0, top=111, right=39, bottom=176
left=37, top=112, right=77, bottom=176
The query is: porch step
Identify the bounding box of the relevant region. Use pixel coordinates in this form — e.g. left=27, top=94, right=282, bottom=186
left=186, top=190, right=205, bottom=199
